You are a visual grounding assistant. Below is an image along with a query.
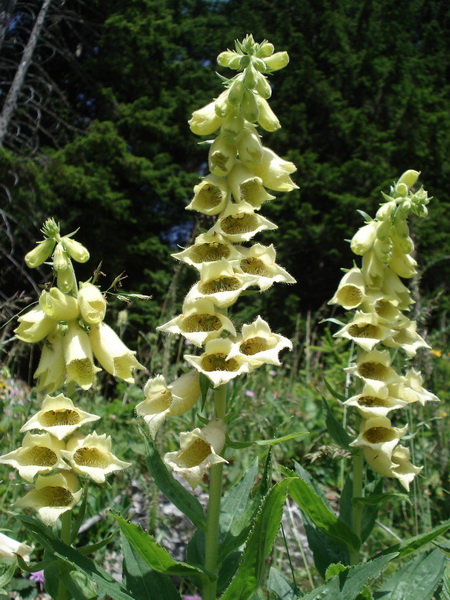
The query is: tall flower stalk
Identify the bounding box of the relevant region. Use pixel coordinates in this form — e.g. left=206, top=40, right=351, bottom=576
left=137, top=35, right=297, bottom=600
left=329, top=170, right=440, bottom=562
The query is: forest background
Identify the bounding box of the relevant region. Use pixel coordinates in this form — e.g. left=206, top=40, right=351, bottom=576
left=2, top=0, right=450, bottom=363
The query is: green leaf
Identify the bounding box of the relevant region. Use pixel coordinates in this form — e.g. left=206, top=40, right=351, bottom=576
left=374, top=548, right=447, bottom=600
left=121, top=532, right=181, bottom=600
left=112, top=514, right=209, bottom=580
left=304, top=521, right=349, bottom=579
left=353, top=492, right=411, bottom=506
left=217, top=551, right=242, bottom=596
left=288, top=477, right=360, bottom=552
left=63, top=569, right=98, bottom=600
left=16, top=515, right=134, bottom=600
left=378, top=517, right=450, bottom=560
left=78, top=533, right=117, bottom=555
left=321, top=396, right=352, bottom=449
left=221, top=479, right=291, bottom=600
left=143, top=434, right=206, bottom=530
left=299, top=553, right=396, bottom=599
left=267, top=567, right=300, bottom=599
left=218, top=459, right=260, bottom=562
left=226, top=431, right=309, bottom=449
left=0, top=563, right=17, bottom=589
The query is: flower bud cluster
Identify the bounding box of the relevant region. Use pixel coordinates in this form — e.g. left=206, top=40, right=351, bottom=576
left=138, top=37, right=297, bottom=488
left=330, top=171, right=439, bottom=490
left=16, top=220, right=144, bottom=392
left=0, top=393, right=130, bottom=525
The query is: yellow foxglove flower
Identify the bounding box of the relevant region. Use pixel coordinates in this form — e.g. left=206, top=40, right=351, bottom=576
left=387, top=244, right=417, bottom=279
left=237, top=124, right=263, bottom=168
left=228, top=162, right=274, bottom=208
left=334, top=312, right=390, bottom=352
left=230, top=316, right=293, bottom=367
left=164, top=419, right=227, bottom=489
left=34, top=331, right=66, bottom=392
left=346, top=349, right=402, bottom=394
left=189, top=100, right=224, bottom=135
left=157, top=297, right=236, bottom=347
left=39, top=287, right=80, bottom=321
left=383, top=320, right=430, bottom=357
left=210, top=201, right=277, bottom=243
left=25, top=238, right=55, bottom=269
left=53, top=243, right=70, bottom=271
left=0, top=532, right=33, bottom=561
left=263, top=51, right=289, bottom=71
left=77, top=282, right=107, bottom=324
left=361, top=248, right=385, bottom=289
left=397, top=169, right=420, bottom=190
left=62, top=237, right=90, bottom=263
left=362, top=291, right=404, bottom=325
left=344, top=383, right=407, bottom=419
left=14, top=306, right=57, bottom=343
left=61, top=432, right=131, bottom=483
left=389, top=369, right=440, bottom=406
left=89, top=322, right=144, bottom=383
left=363, top=444, right=422, bottom=491
left=251, top=147, right=297, bottom=192
left=172, top=233, right=242, bottom=268
left=136, top=371, right=200, bottom=439
left=15, top=471, right=82, bottom=526
left=350, top=416, right=407, bottom=462
left=186, top=174, right=230, bottom=215
left=0, top=432, right=66, bottom=482
left=185, top=338, right=251, bottom=387
left=350, top=220, right=378, bottom=256
left=329, top=267, right=365, bottom=310
left=208, top=134, right=237, bottom=177
left=237, top=243, right=296, bottom=291
left=63, top=321, right=100, bottom=390
left=57, top=266, right=77, bottom=294
left=380, top=267, right=412, bottom=310
left=21, top=393, right=100, bottom=440
left=185, top=260, right=254, bottom=308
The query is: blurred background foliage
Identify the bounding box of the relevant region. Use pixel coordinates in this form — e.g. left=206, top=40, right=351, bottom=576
left=1, top=0, right=450, bottom=367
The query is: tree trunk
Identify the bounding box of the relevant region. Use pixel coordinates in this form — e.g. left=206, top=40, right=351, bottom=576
left=0, top=0, right=52, bottom=146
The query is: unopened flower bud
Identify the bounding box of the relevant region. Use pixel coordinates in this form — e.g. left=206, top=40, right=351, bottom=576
left=57, top=266, right=77, bottom=294
left=350, top=220, right=378, bottom=255
left=228, top=76, right=245, bottom=105
left=240, top=88, right=259, bottom=122
left=396, top=182, right=408, bottom=197
left=78, top=282, right=106, bottom=324
left=256, top=96, right=280, bottom=131
left=53, top=243, right=70, bottom=271
left=252, top=57, right=267, bottom=72
left=397, top=169, right=420, bottom=190
left=217, top=50, right=239, bottom=68
left=40, top=288, right=80, bottom=321
left=189, top=100, right=223, bottom=136
left=25, top=238, right=56, bottom=269
left=238, top=125, right=263, bottom=168
left=255, top=75, right=272, bottom=99
left=214, top=90, right=232, bottom=118
left=62, top=237, right=89, bottom=263
left=376, top=201, right=396, bottom=220
left=221, top=110, right=244, bottom=140
left=244, top=64, right=259, bottom=88
left=257, top=42, right=274, bottom=57
left=263, top=51, right=289, bottom=71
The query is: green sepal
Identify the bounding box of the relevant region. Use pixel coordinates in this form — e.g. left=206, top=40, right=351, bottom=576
left=143, top=433, right=206, bottom=530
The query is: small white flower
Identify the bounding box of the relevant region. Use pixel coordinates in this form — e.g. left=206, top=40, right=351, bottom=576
left=0, top=532, right=33, bottom=561
left=61, top=432, right=131, bottom=484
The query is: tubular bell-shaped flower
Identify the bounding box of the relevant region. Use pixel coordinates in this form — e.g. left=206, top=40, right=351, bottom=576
left=14, top=306, right=57, bottom=343
left=0, top=432, right=67, bottom=482
left=172, top=233, right=242, bottom=268
left=236, top=243, right=296, bottom=290
left=0, top=532, right=33, bottom=561
left=77, top=282, right=107, bottom=324
left=136, top=371, right=200, bottom=438
left=21, top=394, right=100, bottom=440
left=228, top=162, right=275, bottom=208
left=229, top=316, right=293, bottom=367
left=185, top=338, right=251, bottom=387
left=251, top=147, right=297, bottom=192
left=15, top=471, right=82, bottom=526
left=33, top=330, right=66, bottom=392
left=210, top=201, right=277, bottom=243
left=158, top=297, right=236, bottom=347
left=63, top=321, right=100, bottom=390
left=329, top=267, right=366, bottom=310
left=164, top=419, right=227, bottom=489
left=186, top=260, right=255, bottom=308
left=334, top=312, right=391, bottom=352
left=39, top=288, right=80, bottom=322
left=89, top=322, right=144, bottom=383
left=61, top=432, right=131, bottom=483
left=186, top=175, right=230, bottom=216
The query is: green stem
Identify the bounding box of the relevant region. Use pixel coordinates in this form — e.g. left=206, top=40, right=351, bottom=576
left=350, top=448, right=364, bottom=565
left=203, top=384, right=227, bottom=600
left=56, top=511, right=72, bottom=600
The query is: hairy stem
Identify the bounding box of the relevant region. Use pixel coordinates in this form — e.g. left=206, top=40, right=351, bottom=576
left=203, top=384, right=227, bottom=600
